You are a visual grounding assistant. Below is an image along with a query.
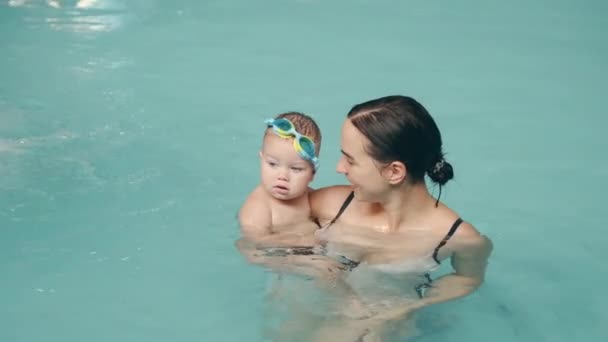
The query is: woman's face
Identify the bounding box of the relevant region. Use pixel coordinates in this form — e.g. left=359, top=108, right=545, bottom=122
left=336, top=119, right=390, bottom=202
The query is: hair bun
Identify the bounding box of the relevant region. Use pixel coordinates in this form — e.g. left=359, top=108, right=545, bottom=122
left=427, top=159, right=454, bottom=185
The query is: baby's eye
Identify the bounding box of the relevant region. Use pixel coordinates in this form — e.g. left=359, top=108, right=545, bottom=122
left=291, top=167, right=304, bottom=172
left=267, top=161, right=278, bottom=167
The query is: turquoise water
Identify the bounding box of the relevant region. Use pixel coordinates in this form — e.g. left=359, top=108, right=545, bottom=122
left=1, top=0, right=606, bottom=341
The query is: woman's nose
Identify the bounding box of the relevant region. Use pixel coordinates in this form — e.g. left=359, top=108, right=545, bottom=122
left=336, top=156, right=347, bottom=174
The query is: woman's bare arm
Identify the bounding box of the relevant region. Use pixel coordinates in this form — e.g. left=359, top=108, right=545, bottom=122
left=417, top=229, right=493, bottom=308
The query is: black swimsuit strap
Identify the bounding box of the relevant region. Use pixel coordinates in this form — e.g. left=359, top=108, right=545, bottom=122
left=328, top=191, right=354, bottom=227
left=334, top=191, right=355, bottom=222
left=315, top=191, right=354, bottom=229
left=432, top=217, right=464, bottom=264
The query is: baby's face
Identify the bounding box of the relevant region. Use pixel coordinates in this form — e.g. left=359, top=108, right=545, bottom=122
left=260, top=133, right=314, bottom=201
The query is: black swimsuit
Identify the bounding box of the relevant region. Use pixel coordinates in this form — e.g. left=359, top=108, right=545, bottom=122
left=316, top=191, right=464, bottom=298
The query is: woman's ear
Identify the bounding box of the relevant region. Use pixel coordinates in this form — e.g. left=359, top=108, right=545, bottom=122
left=383, top=161, right=407, bottom=184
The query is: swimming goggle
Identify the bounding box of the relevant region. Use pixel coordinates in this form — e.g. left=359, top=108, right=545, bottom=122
left=265, top=118, right=319, bottom=171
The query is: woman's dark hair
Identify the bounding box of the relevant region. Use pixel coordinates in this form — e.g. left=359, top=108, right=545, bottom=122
left=347, top=95, right=454, bottom=189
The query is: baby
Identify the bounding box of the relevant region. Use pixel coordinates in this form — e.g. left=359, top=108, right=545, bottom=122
left=238, top=111, right=322, bottom=248
left=237, top=113, right=372, bottom=321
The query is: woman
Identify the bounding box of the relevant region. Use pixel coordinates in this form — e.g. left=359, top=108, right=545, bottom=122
left=309, top=95, right=493, bottom=340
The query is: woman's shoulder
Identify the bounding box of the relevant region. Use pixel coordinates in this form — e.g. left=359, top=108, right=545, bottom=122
left=309, top=185, right=353, bottom=205
left=429, top=204, right=489, bottom=250
left=447, top=218, right=493, bottom=257
left=309, top=185, right=353, bottom=219
left=435, top=204, right=481, bottom=238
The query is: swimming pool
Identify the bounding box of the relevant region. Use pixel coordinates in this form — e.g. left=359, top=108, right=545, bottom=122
left=1, top=0, right=606, bottom=341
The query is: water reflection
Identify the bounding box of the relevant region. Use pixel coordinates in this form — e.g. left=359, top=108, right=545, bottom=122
left=7, top=0, right=126, bottom=33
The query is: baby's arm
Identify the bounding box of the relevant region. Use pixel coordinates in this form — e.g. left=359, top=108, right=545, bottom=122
left=238, top=192, right=273, bottom=242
